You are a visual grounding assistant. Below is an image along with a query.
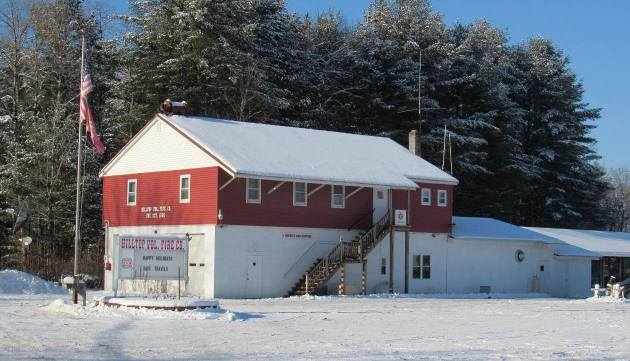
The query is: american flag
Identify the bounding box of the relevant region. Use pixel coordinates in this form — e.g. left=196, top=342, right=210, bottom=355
left=80, top=68, right=106, bottom=154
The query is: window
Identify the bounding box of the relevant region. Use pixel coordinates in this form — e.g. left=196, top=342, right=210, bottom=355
left=412, top=255, right=431, bottom=279
left=422, top=255, right=431, bottom=279
left=179, top=175, right=190, bottom=203
left=331, top=185, right=345, bottom=208
left=377, top=190, right=384, bottom=199
left=437, top=189, right=447, bottom=207
left=293, top=182, right=307, bottom=206
left=246, top=178, right=261, bottom=203
left=127, top=179, right=137, bottom=206
left=381, top=258, right=387, bottom=275
left=421, top=188, right=431, bottom=205
left=412, top=255, right=421, bottom=279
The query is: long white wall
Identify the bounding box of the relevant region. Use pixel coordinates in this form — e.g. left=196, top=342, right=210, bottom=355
left=104, top=224, right=593, bottom=299
left=330, top=231, right=593, bottom=298
left=213, top=225, right=360, bottom=298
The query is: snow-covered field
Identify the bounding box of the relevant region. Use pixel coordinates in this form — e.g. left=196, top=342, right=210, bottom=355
left=1, top=272, right=629, bottom=360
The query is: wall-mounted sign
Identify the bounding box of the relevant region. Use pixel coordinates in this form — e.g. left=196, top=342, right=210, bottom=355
left=282, top=233, right=313, bottom=239
left=394, top=209, right=408, bottom=226
left=140, top=205, right=172, bottom=219
left=116, top=234, right=188, bottom=280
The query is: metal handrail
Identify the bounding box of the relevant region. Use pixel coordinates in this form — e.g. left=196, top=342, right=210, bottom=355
left=283, top=240, right=337, bottom=278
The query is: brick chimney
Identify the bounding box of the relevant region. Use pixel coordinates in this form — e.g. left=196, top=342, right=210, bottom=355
left=408, top=129, right=420, bottom=156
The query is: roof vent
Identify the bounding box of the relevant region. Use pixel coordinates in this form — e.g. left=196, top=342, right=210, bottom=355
left=160, top=99, right=191, bottom=116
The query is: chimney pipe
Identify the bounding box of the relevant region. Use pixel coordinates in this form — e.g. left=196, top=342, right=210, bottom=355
left=408, top=129, right=420, bottom=156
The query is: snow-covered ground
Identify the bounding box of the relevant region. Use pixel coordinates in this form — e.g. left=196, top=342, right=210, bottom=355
left=1, top=271, right=628, bottom=360
left=0, top=290, right=628, bottom=360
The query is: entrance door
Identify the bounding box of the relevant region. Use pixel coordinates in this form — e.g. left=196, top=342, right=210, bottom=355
left=246, top=255, right=263, bottom=298
left=537, top=261, right=550, bottom=294
left=187, top=234, right=206, bottom=297
left=373, top=188, right=389, bottom=223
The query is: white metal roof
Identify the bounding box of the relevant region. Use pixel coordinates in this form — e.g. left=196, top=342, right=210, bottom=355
left=451, top=217, right=564, bottom=244
left=527, top=227, right=630, bottom=257
left=164, top=115, right=458, bottom=188
left=551, top=245, right=600, bottom=258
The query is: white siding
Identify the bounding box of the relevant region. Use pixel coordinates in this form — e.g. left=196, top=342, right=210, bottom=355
left=335, top=232, right=592, bottom=298
left=105, top=118, right=221, bottom=176
left=213, top=225, right=359, bottom=298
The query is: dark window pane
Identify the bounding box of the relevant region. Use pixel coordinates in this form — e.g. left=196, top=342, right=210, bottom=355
left=413, top=255, right=421, bottom=267
left=423, top=255, right=430, bottom=267
left=422, top=267, right=431, bottom=279
left=412, top=268, right=421, bottom=279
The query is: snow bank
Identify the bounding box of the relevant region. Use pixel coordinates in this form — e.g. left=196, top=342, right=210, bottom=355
left=41, top=298, right=236, bottom=321
left=289, top=292, right=551, bottom=301
left=0, top=270, right=67, bottom=295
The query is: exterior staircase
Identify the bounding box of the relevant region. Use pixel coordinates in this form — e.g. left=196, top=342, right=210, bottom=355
left=288, top=212, right=392, bottom=296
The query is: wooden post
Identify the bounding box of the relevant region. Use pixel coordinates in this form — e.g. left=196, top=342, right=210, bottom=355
left=305, top=273, right=309, bottom=295
left=361, top=259, right=367, bottom=295
left=389, top=228, right=394, bottom=294
left=404, top=231, right=410, bottom=294
left=338, top=264, right=345, bottom=295
left=360, top=235, right=366, bottom=295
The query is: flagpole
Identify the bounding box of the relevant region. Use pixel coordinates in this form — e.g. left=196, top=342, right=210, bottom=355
left=73, top=36, right=85, bottom=304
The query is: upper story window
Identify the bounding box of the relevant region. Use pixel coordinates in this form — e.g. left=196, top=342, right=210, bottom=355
left=421, top=188, right=431, bottom=206
left=331, top=185, right=345, bottom=208
left=293, top=182, right=307, bottom=206
left=179, top=175, right=190, bottom=203
left=127, top=179, right=137, bottom=206
left=246, top=178, right=261, bottom=204
left=437, top=189, right=447, bottom=207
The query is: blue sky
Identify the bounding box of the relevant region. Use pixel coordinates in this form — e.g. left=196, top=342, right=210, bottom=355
left=285, top=0, right=630, bottom=170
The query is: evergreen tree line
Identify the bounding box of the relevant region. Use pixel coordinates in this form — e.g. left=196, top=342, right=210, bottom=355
left=0, top=0, right=618, bottom=279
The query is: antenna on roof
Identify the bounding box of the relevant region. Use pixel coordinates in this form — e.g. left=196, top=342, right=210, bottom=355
left=417, top=48, right=422, bottom=157
left=442, top=124, right=453, bottom=175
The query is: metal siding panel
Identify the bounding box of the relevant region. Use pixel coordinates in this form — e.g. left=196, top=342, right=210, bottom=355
left=106, top=119, right=219, bottom=176
left=102, top=167, right=218, bottom=227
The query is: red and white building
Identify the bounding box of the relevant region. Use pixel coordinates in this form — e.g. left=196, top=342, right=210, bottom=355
left=101, top=113, right=596, bottom=298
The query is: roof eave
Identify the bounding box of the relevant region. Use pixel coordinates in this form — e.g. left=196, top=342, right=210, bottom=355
left=235, top=172, right=418, bottom=190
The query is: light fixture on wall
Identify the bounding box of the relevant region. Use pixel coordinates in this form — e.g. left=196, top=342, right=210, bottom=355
left=218, top=209, right=224, bottom=228
left=515, top=249, right=525, bottom=262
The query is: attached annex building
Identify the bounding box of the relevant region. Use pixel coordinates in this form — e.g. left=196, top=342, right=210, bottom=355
left=101, top=114, right=595, bottom=298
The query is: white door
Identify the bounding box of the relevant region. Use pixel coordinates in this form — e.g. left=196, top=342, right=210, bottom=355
left=373, top=188, right=389, bottom=223
left=187, top=234, right=205, bottom=297
left=246, top=255, right=263, bottom=298
left=537, top=261, right=550, bottom=294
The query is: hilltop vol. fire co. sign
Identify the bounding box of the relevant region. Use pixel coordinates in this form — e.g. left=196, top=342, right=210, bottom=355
left=116, top=234, right=188, bottom=281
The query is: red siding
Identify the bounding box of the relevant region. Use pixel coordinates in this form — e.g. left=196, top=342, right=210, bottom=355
left=392, top=184, right=454, bottom=233
left=102, top=167, right=219, bottom=227
left=217, top=170, right=373, bottom=229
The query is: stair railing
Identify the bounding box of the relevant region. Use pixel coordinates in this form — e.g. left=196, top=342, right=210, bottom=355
left=299, top=211, right=392, bottom=294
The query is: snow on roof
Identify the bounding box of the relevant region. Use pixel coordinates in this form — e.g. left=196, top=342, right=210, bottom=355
left=551, top=245, right=600, bottom=258
left=451, top=216, right=564, bottom=244
left=526, top=228, right=630, bottom=257
left=165, top=115, right=458, bottom=188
